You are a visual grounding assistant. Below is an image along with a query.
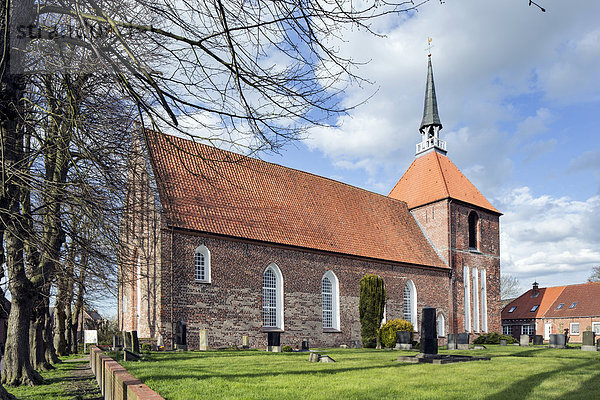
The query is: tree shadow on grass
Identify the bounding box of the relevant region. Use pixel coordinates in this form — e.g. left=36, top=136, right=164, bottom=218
left=557, top=369, right=600, bottom=400
left=485, top=360, right=597, bottom=400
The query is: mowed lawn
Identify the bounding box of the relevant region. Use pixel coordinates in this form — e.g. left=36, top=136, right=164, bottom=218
left=121, top=345, right=600, bottom=400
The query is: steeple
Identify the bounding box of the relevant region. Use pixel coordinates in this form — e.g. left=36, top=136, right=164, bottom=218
left=416, top=54, right=447, bottom=156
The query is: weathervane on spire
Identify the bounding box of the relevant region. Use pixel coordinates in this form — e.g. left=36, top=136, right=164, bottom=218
left=426, top=37, right=433, bottom=57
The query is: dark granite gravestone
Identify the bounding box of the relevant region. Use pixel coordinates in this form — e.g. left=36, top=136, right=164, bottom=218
left=447, top=333, right=457, bottom=350
left=123, top=331, right=132, bottom=351
left=267, top=332, right=281, bottom=352
left=131, top=330, right=140, bottom=354
left=112, top=334, right=123, bottom=351
left=457, top=333, right=470, bottom=350
left=597, top=338, right=600, bottom=349
left=396, top=331, right=413, bottom=350
left=549, top=333, right=566, bottom=348
left=533, top=335, right=543, bottom=345
left=499, top=339, right=507, bottom=346
left=581, top=331, right=597, bottom=351
left=301, top=340, right=310, bottom=351
left=419, top=308, right=438, bottom=356
left=174, top=321, right=187, bottom=351
left=520, top=335, right=530, bottom=346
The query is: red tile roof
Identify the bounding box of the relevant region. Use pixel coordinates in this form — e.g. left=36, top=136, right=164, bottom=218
left=502, top=282, right=600, bottom=320
left=145, top=131, right=448, bottom=269
left=388, top=151, right=501, bottom=214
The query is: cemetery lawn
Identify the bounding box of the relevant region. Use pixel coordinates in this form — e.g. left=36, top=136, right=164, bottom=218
left=121, top=346, right=600, bottom=400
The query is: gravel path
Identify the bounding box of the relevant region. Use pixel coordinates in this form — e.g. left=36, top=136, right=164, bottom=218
left=63, top=357, right=102, bottom=400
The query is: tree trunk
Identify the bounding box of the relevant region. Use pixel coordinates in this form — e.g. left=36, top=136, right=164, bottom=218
left=43, top=306, right=60, bottom=364
left=70, top=272, right=86, bottom=354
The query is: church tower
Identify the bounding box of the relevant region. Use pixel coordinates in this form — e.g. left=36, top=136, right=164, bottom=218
left=388, top=54, right=502, bottom=338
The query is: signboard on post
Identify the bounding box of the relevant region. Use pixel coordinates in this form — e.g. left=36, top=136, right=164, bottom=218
left=84, top=330, right=98, bottom=353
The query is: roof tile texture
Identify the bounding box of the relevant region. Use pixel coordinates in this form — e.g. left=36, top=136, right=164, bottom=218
left=145, top=132, right=448, bottom=269
left=388, top=151, right=500, bottom=214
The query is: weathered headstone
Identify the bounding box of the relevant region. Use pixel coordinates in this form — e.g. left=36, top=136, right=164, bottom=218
left=267, top=332, right=281, bottom=352
left=320, top=355, right=336, bottom=363
left=581, top=331, right=597, bottom=351
left=499, top=339, right=507, bottom=346
left=123, top=331, right=133, bottom=351
left=549, top=333, right=566, bottom=348
left=301, top=340, right=310, bottom=351
left=447, top=333, right=457, bottom=350
left=419, top=307, right=438, bottom=356
left=174, top=321, right=187, bottom=351
left=457, top=333, right=470, bottom=350
left=112, top=334, right=123, bottom=351
left=157, top=334, right=164, bottom=349
left=396, top=331, right=413, bottom=350
left=308, top=353, right=320, bottom=362
left=533, top=335, right=543, bottom=345
left=242, top=335, right=249, bottom=349
left=131, top=330, right=140, bottom=354
left=520, top=335, right=530, bottom=347
left=199, top=329, right=208, bottom=351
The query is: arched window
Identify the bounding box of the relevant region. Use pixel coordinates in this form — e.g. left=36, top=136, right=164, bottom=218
left=194, top=245, right=211, bottom=283
left=263, top=264, right=284, bottom=330
left=403, top=280, right=417, bottom=331
left=437, top=313, right=445, bottom=337
left=322, top=271, right=340, bottom=330
left=468, top=211, right=479, bottom=249
left=464, top=266, right=471, bottom=332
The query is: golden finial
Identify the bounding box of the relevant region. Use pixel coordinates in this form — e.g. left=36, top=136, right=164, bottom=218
left=426, top=37, right=433, bottom=57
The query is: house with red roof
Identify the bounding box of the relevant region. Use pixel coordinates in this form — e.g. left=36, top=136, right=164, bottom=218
left=118, top=56, right=502, bottom=350
left=502, top=281, right=600, bottom=343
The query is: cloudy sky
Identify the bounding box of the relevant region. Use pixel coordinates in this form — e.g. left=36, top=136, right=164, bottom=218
left=258, top=0, right=600, bottom=294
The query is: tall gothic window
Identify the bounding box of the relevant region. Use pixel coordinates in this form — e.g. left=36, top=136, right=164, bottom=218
left=481, top=269, right=488, bottom=332
left=468, top=211, right=479, bottom=249
left=194, top=245, right=211, bottom=283
left=403, top=280, right=417, bottom=331
left=464, top=266, right=471, bottom=332
left=321, top=271, right=340, bottom=330
left=262, top=264, right=284, bottom=329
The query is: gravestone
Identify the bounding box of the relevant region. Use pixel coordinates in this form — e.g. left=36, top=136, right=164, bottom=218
left=520, top=335, right=529, bottom=347
left=267, top=332, right=281, bottom=352
left=457, top=333, right=470, bottom=350
left=174, top=321, right=187, bottom=351
left=157, top=334, right=164, bottom=350
left=242, top=335, right=249, bottom=349
left=533, top=335, right=544, bottom=345
left=123, top=331, right=133, bottom=351
left=320, top=355, right=336, bottom=363
left=499, top=339, right=507, bottom=346
left=419, top=308, right=438, bottom=356
left=581, top=331, right=596, bottom=351
left=199, top=329, right=208, bottom=351
left=597, top=338, right=600, bottom=349
left=308, top=353, right=320, bottom=362
left=112, top=334, right=123, bottom=351
left=301, top=340, right=310, bottom=351
left=396, top=331, right=413, bottom=350
left=124, top=349, right=141, bottom=361
left=131, top=330, right=140, bottom=354
left=549, top=333, right=566, bottom=348
left=446, top=333, right=457, bottom=350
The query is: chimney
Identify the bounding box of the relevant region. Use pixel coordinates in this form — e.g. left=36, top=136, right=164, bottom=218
left=532, top=281, right=539, bottom=297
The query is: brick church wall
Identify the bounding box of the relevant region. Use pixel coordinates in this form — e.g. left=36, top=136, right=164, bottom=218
left=156, top=230, right=451, bottom=350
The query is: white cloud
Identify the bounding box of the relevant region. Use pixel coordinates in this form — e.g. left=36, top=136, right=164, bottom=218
left=499, top=187, right=600, bottom=287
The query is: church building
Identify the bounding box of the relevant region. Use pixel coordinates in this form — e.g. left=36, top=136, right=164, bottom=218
left=118, top=55, right=502, bottom=350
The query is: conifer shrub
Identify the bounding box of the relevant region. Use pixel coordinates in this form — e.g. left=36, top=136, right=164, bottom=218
left=359, top=274, right=386, bottom=348
left=281, top=345, right=293, bottom=352
left=473, top=332, right=516, bottom=344
left=378, top=319, right=414, bottom=348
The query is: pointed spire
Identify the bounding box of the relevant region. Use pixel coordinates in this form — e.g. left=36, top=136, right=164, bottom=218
left=420, top=55, right=442, bottom=132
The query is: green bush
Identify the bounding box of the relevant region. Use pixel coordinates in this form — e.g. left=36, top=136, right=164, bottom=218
left=359, top=274, right=386, bottom=348
left=473, top=332, right=517, bottom=344
left=281, top=345, right=293, bottom=352
left=141, top=343, right=152, bottom=352
left=377, top=319, right=414, bottom=348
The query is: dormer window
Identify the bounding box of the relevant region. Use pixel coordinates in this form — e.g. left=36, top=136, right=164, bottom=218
left=508, top=306, right=516, bottom=313
left=530, top=305, right=539, bottom=312
left=556, top=303, right=564, bottom=310
left=468, top=211, right=479, bottom=250
left=569, top=302, right=577, bottom=309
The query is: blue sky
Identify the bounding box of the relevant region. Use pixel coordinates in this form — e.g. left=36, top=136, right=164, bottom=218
left=258, top=0, right=600, bottom=294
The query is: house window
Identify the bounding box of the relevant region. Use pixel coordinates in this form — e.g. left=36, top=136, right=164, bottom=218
left=569, top=302, right=578, bottom=309
left=403, top=280, right=417, bottom=331
left=468, top=211, right=479, bottom=249
left=508, top=306, right=516, bottom=313
left=592, top=322, right=600, bottom=334
left=570, top=323, right=580, bottom=335
left=464, top=266, right=471, bottom=332
left=322, top=271, right=340, bottom=330
left=262, top=264, right=284, bottom=330
left=530, top=305, right=539, bottom=312
left=194, top=245, right=211, bottom=283
left=556, top=303, right=564, bottom=310
left=437, top=314, right=445, bottom=337
left=502, top=325, right=512, bottom=335
left=522, top=325, right=534, bottom=335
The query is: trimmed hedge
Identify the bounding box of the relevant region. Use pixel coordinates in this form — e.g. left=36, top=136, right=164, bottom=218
left=359, top=274, right=386, bottom=348
left=473, top=332, right=517, bottom=344
left=378, top=319, right=414, bottom=348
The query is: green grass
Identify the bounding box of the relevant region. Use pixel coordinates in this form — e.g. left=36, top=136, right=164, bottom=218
left=121, top=346, right=600, bottom=400
left=7, top=355, right=99, bottom=400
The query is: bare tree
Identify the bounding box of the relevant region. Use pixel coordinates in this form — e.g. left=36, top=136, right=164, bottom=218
left=588, top=266, right=600, bottom=283
left=501, top=274, right=522, bottom=300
